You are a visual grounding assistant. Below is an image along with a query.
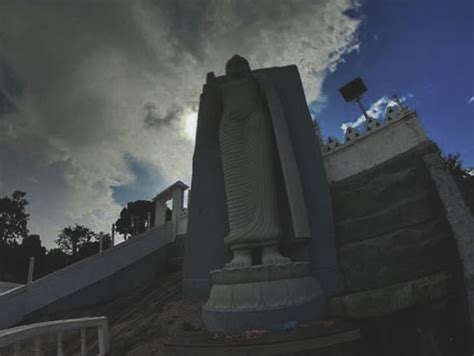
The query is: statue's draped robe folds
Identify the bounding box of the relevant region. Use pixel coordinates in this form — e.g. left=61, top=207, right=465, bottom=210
left=184, top=65, right=338, bottom=297
left=219, top=77, right=286, bottom=248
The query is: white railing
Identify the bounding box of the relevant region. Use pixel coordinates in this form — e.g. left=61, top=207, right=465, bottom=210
left=0, top=317, right=109, bottom=355
left=322, top=106, right=416, bottom=156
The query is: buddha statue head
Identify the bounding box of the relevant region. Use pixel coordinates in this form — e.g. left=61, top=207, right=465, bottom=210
left=225, top=54, right=251, bottom=79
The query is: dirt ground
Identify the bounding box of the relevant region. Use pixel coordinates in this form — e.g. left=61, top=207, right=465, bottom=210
left=21, top=271, right=206, bottom=355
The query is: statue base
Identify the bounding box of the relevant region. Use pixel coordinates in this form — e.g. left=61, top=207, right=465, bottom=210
left=202, top=262, right=326, bottom=333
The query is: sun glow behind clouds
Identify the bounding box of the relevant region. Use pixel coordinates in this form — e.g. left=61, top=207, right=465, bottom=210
left=180, top=109, right=198, bottom=142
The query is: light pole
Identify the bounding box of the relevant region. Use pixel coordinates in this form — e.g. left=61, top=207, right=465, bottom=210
left=339, top=77, right=370, bottom=121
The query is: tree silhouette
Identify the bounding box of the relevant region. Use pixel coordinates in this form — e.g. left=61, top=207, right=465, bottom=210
left=115, top=200, right=156, bottom=239
left=17, top=235, right=47, bottom=282
left=75, top=232, right=112, bottom=260
left=0, top=190, right=29, bottom=244
left=55, top=224, right=96, bottom=258
left=0, top=191, right=114, bottom=282
left=44, top=248, right=70, bottom=276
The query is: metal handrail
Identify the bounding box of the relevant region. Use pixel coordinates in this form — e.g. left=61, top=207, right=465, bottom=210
left=0, top=316, right=109, bottom=355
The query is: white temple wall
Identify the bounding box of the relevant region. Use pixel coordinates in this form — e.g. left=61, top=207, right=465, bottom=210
left=323, top=111, right=428, bottom=182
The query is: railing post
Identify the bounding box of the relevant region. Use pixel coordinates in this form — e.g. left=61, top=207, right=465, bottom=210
left=99, top=235, right=103, bottom=253
left=27, top=257, right=35, bottom=285
left=13, top=343, right=21, bottom=356
left=57, top=331, right=64, bottom=356
left=97, top=325, right=105, bottom=356
left=154, top=200, right=167, bottom=228
left=80, top=328, right=86, bottom=356
left=111, top=224, right=115, bottom=247
left=34, top=336, right=41, bottom=356
left=0, top=317, right=109, bottom=356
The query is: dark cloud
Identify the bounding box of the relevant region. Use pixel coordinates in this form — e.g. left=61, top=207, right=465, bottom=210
left=111, top=154, right=164, bottom=206
left=0, top=0, right=361, bottom=246
left=0, top=55, right=23, bottom=115
left=144, top=103, right=182, bottom=129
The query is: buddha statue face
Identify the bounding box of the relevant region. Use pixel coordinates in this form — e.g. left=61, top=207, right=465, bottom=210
left=225, top=54, right=251, bottom=79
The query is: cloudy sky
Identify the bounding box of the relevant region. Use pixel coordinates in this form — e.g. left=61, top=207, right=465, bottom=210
left=0, top=0, right=472, bottom=247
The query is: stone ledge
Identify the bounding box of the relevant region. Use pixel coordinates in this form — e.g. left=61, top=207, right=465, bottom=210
left=210, top=262, right=310, bottom=285
left=205, top=276, right=321, bottom=312
left=203, top=271, right=326, bottom=332
left=335, top=192, right=441, bottom=246
left=202, top=286, right=326, bottom=333
left=328, top=272, right=451, bottom=318
left=164, top=319, right=360, bottom=355
left=337, top=217, right=454, bottom=292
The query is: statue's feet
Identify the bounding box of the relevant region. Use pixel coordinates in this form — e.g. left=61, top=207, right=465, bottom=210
left=262, top=245, right=290, bottom=265
left=225, top=248, right=252, bottom=268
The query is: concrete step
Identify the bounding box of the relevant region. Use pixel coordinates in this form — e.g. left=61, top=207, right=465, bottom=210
left=330, top=141, right=438, bottom=197
left=338, top=219, right=456, bottom=293
left=331, top=164, right=434, bottom=223
left=329, top=272, right=451, bottom=318
left=335, top=190, right=443, bottom=246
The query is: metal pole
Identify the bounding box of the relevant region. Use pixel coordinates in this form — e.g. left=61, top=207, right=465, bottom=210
left=80, top=328, right=87, bottom=356
left=130, top=217, right=136, bottom=237
left=111, top=224, right=115, bottom=247
left=99, top=235, right=103, bottom=254
left=97, top=326, right=106, bottom=356
left=27, top=257, right=35, bottom=285
left=34, top=336, right=41, bottom=356
left=147, top=212, right=151, bottom=231
left=355, top=98, right=370, bottom=121
left=57, top=332, right=64, bottom=356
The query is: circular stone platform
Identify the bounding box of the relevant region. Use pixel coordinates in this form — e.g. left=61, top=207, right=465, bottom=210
left=164, top=319, right=361, bottom=356
left=202, top=262, right=326, bottom=333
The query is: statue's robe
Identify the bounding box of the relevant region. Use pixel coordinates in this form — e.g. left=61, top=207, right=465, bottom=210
left=183, top=65, right=338, bottom=297
left=219, top=76, right=288, bottom=249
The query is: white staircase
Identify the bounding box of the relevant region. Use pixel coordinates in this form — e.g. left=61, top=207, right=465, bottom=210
left=0, top=222, right=175, bottom=329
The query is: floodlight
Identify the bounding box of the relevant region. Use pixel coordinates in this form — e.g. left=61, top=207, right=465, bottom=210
left=339, top=77, right=367, bottom=103
left=339, top=77, right=369, bottom=120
